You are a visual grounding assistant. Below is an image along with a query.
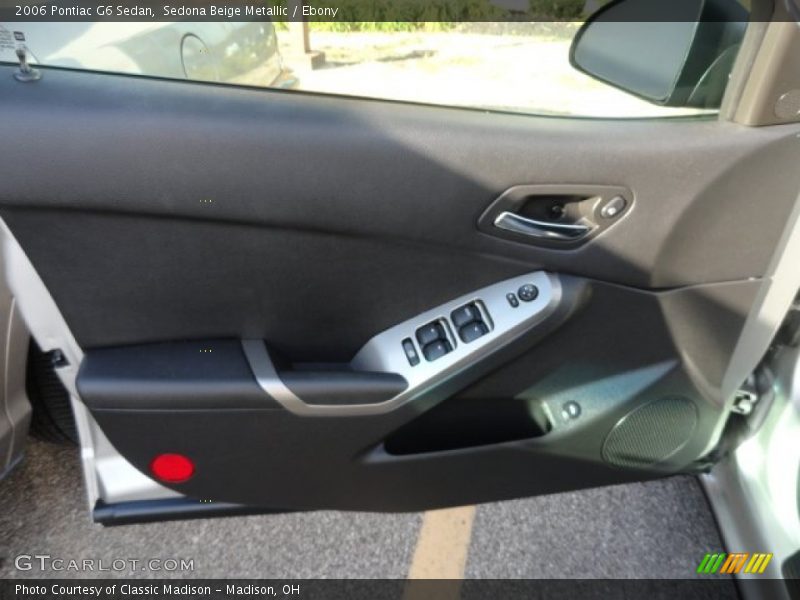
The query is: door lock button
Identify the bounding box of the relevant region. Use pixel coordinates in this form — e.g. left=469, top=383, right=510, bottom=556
left=518, top=284, right=539, bottom=302
left=506, top=293, right=519, bottom=308
left=459, top=321, right=489, bottom=344
left=600, top=195, right=627, bottom=219
left=451, top=303, right=481, bottom=328
left=417, top=322, right=445, bottom=346
left=423, top=339, right=452, bottom=362
left=402, top=338, right=420, bottom=366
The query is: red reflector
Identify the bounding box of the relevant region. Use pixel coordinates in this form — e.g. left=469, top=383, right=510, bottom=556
left=150, top=453, right=195, bottom=483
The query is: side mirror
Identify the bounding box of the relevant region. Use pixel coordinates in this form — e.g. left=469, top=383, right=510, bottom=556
left=569, top=0, right=749, bottom=109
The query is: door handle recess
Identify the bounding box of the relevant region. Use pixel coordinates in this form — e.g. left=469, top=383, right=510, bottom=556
left=493, top=211, right=591, bottom=241
left=478, top=185, right=631, bottom=248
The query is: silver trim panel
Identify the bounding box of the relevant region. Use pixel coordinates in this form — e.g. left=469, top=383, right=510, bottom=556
left=241, top=339, right=305, bottom=409
left=0, top=291, right=30, bottom=479
left=699, top=185, right=800, bottom=457
left=701, top=343, right=800, bottom=598
left=0, top=218, right=179, bottom=507
left=243, top=271, right=561, bottom=417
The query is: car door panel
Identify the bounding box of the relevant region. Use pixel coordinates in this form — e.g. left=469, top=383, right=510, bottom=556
left=2, top=64, right=799, bottom=515
left=79, top=278, right=757, bottom=511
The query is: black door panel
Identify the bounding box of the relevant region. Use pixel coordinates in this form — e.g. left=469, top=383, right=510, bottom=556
left=76, top=278, right=755, bottom=511
left=2, top=209, right=530, bottom=359
left=2, top=64, right=797, bottom=515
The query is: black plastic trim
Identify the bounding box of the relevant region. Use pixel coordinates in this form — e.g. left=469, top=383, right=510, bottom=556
left=78, top=340, right=282, bottom=410
left=93, top=497, right=287, bottom=526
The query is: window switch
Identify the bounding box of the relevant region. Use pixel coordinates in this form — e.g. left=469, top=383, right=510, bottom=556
left=402, top=338, right=420, bottom=366
left=459, top=321, right=489, bottom=344
left=417, top=322, right=445, bottom=346
left=423, top=339, right=452, bottom=362
left=451, top=303, right=481, bottom=328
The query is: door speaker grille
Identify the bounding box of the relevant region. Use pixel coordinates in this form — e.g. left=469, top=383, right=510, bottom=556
left=602, top=396, right=698, bottom=468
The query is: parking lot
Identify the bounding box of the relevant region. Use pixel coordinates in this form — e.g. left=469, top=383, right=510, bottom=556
left=279, top=25, right=707, bottom=118
left=1, top=439, right=732, bottom=581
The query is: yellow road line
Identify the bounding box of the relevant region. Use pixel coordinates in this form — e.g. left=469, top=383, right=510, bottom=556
left=407, top=505, right=477, bottom=579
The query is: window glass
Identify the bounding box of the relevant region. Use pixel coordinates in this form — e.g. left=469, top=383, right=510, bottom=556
left=283, top=22, right=715, bottom=118
left=1, top=18, right=744, bottom=118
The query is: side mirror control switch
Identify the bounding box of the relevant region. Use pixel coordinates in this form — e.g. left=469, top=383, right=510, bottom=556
left=518, top=284, right=539, bottom=302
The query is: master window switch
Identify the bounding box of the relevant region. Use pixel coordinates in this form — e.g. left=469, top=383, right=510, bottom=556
left=417, top=322, right=445, bottom=346
left=451, top=303, right=481, bottom=328
left=423, top=339, right=452, bottom=362
left=459, top=321, right=489, bottom=344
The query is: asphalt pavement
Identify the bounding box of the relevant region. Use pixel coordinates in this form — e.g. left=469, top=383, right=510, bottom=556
left=0, top=438, right=727, bottom=579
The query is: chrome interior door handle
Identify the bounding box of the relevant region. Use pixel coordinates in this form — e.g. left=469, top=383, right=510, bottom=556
left=493, top=211, right=591, bottom=241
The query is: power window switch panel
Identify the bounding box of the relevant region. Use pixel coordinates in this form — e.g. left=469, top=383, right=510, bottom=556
left=451, top=303, right=481, bottom=328
left=402, top=338, right=420, bottom=366
left=417, top=322, right=445, bottom=346
left=459, top=321, right=489, bottom=344
left=423, top=339, right=452, bottom=362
